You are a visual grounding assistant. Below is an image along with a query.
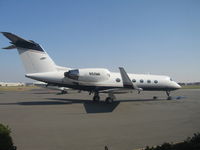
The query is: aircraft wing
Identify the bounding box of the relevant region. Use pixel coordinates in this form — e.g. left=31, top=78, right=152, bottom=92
left=100, top=88, right=134, bottom=94
left=119, top=67, right=135, bottom=89
left=100, top=67, right=142, bottom=94
left=119, top=67, right=142, bottom=91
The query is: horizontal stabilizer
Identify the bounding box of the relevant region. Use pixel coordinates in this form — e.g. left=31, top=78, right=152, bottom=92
left=2, top=45, right=16, bottom=49
left=1, top=32, right=27, bottom=43
left=1, top=32, right=44, bottom=52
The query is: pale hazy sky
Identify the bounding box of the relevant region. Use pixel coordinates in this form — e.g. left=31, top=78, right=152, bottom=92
left=0, top=0, right=200, bottom=83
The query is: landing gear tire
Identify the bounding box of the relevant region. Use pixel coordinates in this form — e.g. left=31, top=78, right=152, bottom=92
left=105, top=97, right=113, bottom=104
left=167, top=96, right=172, bottom=100
left=153, top=96, right=157, bottom=100
left=61, top=90, right=68, bottom=94
left=93, top=95, right=100, bottom=102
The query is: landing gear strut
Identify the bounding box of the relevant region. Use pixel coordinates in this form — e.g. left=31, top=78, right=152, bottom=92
left=166, top=91, right=172, bottom=100
left=93, top=92, right=100, bottom=102
left=92, top=92, right=116, bottom=104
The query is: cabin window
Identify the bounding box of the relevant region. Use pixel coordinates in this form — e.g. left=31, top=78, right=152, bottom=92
left=170, top=78, right=173, bottom=81
left=132, top=79, right=136, bottom=83
left=154, top=80, right=158, bottom=84
left=147, top=80, right=151, bottom=83
left=116, top=78, right=121, bottom=82
left=140, top=79, right=144, bottom=83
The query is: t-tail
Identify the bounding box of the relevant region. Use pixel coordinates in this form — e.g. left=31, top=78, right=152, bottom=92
left=1, top=32, right=57, bottom=74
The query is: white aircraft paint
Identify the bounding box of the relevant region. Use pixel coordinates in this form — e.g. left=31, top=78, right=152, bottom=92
left=1, top=32, right=181, bottom=103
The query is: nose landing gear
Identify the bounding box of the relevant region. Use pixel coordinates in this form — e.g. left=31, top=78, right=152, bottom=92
left=166, top=91, right=172, bottom=100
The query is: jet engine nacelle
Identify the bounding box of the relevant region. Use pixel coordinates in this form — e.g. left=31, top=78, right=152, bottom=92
left=64, top=68, right=111, bottom=82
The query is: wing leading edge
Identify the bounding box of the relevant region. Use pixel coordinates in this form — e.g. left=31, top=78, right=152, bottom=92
left=119, top=67, right=143, bottom=92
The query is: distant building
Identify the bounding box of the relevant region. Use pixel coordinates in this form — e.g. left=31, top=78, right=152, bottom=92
left=25, top=83, right=34, bottom=86
left=178, top=83, right=185, bottom=86
left=178, top=82, right=200, bottom=86
left=0, top=82, right=25, bottom=87
left=193, top=82, right=200, bottom=85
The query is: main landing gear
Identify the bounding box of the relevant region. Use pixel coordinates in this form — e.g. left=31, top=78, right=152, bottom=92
left=93, top=92, right=100, bottom=102
left=166, top=91, right=172, bottom=100
left=105, top=93, right=116, bottom=104
left=92, top=92, right=115, bottom=104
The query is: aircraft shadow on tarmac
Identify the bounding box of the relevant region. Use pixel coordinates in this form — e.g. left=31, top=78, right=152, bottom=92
left=48, top=98, right=172, bottom=113
left=0, top=97, right=184, bottom=113
left=49, top=98, right=121, bottom=113
left=39, top=98, right=165, bottom=113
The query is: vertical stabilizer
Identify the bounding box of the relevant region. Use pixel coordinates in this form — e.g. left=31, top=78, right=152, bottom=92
left=1, top=32, right=57, bottom=73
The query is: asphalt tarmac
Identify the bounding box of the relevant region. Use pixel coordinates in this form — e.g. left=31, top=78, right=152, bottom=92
left=0, top=89, right=200, bottom=150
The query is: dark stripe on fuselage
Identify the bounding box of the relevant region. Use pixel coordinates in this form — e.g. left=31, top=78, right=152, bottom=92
left=41, top=82, right=178, bottom=92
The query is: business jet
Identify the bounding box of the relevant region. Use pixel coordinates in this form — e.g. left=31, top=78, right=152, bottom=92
left=1, top=32, right=181, bottom=103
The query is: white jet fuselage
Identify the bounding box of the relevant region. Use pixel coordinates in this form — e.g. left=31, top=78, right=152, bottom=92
left=26, top=68, right=180, bottom=92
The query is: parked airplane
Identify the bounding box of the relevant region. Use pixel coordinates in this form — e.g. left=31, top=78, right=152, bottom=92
left=1, top=32, right=181, bottom=103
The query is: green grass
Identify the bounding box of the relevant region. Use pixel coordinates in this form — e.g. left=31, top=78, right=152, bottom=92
left=181, top=85, right=200, bottom=89
left=144, top=133, right=200, bottom=150
left=0, top=86, right=39, bottom=92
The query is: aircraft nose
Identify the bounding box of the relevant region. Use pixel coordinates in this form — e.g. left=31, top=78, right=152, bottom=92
left=174, top=82, right=181, bottom=89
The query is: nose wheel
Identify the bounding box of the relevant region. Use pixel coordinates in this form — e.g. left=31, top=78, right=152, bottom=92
left=166, top=91, right=172, bottom=100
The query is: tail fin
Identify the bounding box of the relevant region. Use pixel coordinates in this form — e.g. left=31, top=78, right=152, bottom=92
left=1, top=32, right=57, bottom=73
